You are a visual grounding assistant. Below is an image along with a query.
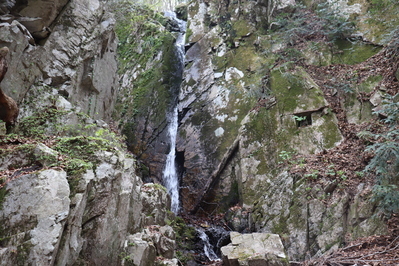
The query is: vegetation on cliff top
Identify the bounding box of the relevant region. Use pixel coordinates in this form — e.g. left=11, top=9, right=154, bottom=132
left=112, top=1, right=181, bottom=161
left=0, top=94, right=128, bottom=191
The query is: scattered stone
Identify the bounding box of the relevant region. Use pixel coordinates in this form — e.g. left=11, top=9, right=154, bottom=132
left=123, top=225, right=176, bottom=266
left=124, top=234, right=157, bottom=266
left=369, top=90, right=384, bottom=106
left=157, top=258, right=180, bottom=265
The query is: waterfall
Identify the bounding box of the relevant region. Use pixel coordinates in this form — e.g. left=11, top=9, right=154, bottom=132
left=163, top=11, right=186, bottom=214
left=135, top=0, right=186, bottom=12
left=164, top=107, right=180, bottom=213
left=197, top=228, right=221, bottom=262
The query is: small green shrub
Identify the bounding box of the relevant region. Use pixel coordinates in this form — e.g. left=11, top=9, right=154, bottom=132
left=293, top=115, right=307, bottom=122
left=64, top=158, right=94, bottom=176
left=279, top=150, right=293, bottom=162
left=269, top=2, right=355, bottom=50
left=304, top=170, right=319, bottom=180
left=18, top=108, right=69, bottom=138
left=364, top=93, right=399, bottom=214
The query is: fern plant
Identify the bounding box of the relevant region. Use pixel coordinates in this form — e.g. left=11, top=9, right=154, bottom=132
left=365, top=93, right=399, bottom=214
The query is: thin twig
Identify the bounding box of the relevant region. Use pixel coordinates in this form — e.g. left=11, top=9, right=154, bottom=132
left=340, top=242, right=363, bottom=251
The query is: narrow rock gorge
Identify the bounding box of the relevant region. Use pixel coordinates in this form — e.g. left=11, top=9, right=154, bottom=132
left=1, top=0, right=399, bottom=265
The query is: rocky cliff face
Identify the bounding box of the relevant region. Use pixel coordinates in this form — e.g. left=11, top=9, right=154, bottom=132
left=1, top=0, right=399, bottom=264
left=111, top=0, right=399, bottom=261
left=174, top=0, right=397, bottom=260
left=112, top=2, right=186, bottom=183
left=0, top=0, right=117, bottom=122
left=0, top=142, right=176, bottom=265
left=0, top=1, right=177, bottom=265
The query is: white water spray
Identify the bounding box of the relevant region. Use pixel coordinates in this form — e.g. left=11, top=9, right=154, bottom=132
left=163, top=12, right=186, bottom=214
left=164, top=107, right=180, bottom=213
left=198, top=229, right=221, bottom=262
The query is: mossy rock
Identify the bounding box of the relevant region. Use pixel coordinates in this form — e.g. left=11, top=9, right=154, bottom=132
left=343, top=74, right=382, bottom=124
left=331, top=39, right=382, bottom=65
left=0, top=186, right=7, bottom=211
left=271, top=66, right=327, bottom=113
left=114, top=4, right=181, bottom=157
left=232, top=20, right=254, bottom=38
left=187, top=1, right=199, bottom=20
left=354, top=0, right=399, bottom=45
left=302, top=41, right=333, bottom=66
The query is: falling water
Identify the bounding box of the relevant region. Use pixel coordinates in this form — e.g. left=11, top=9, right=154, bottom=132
left=197, top=229, right=221, bottom=262
left=164, top=107, right=180, bottom=213
left=135, top=0, right=186, bottom=12
left=163, top=11, right=186, bottom=214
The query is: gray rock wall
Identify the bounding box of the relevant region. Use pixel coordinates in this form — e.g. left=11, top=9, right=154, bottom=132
left=177, top=0, right=344, bottom=214
left=174, top=0, right=392, bottom=261
left=0, top=0, right=118, bottom=122
left=0, top=147, right=174, bottom=265
left=0, top=1, right=176, bottom=265
left=0, top=0, right=397, bottom=264
left=0, top=170, right=70, bottom=265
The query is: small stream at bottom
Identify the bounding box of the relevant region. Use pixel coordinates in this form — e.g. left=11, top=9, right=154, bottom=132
left=197, top=228, right=221, bottom=262
left=190, top=225, right=231, bottom=265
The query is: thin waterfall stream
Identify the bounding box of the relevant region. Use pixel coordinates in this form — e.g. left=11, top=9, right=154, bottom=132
left=163, top=11, right=186, bottom=214
left=162, top=10, right=227, bottom=264
left=164, top=106, right=180, bottom=213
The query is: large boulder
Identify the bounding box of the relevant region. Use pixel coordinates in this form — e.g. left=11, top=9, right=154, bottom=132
left=55, top=150, right=146, bottom=265
left=221, top=232, right=288, bottom=266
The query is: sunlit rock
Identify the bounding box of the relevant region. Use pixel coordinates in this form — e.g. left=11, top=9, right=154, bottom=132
left=221, top=232, right=288, bottom=266
left=0, top=170, right=70, bottom=265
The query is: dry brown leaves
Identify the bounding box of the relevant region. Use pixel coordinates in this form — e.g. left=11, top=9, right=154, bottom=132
left=301, top=215, right=399, bottom=266
left=290, top=44, right=399, bottom=189
left=287, top=43, right=399, bottom=264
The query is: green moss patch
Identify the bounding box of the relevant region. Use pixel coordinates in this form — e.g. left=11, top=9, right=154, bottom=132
left=112, top=2, right=181, bottom=157
left=271, top=66, right=326, bottom=114
left=356, top=0, right=399, bottom=44
left=166, top=216, right=196, bottom=263
left=113, top=3, right=171, bottom=74
left=332, top=39, right=382, bottom=65
left=232, top=20, right=253, bottom=38
left=18, top=108, right=70, bottom=138
left=5, top=105, right=127, bottom=180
